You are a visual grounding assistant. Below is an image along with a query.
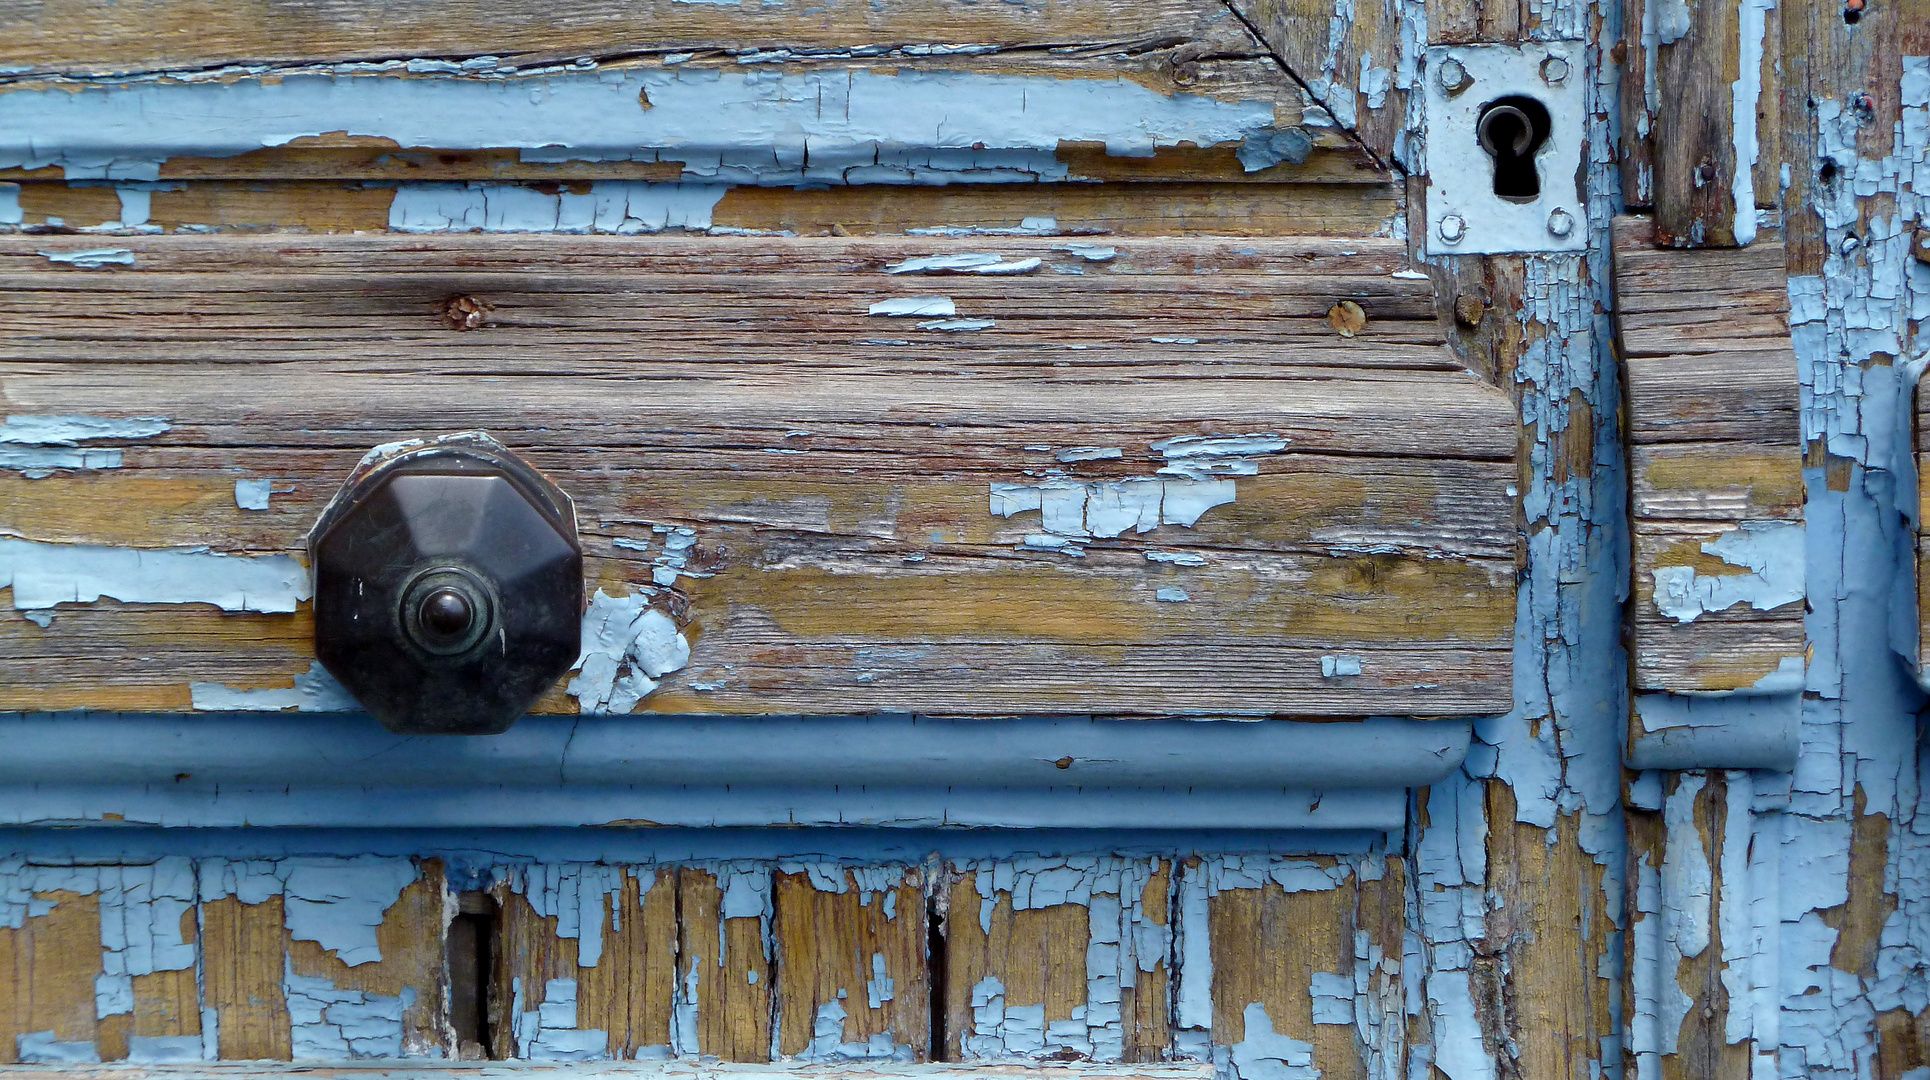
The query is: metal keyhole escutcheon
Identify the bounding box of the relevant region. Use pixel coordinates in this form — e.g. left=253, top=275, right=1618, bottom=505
left=1476, top=95, right=1552, bottom=202
left=308, top=431, right=584, bottom=735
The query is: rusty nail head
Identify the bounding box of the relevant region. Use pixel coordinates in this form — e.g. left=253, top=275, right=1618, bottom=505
left=1438, top=214, right=1467, bottom=244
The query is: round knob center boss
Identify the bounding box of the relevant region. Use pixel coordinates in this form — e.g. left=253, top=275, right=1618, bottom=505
left=421, top=589, right=472, bottom=636
left=307, top=432, right=584, bottom=735
left=399, top=567, right=495, bottom=656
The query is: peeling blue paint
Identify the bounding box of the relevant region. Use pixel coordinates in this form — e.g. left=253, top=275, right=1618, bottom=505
left=390, top=181, right=726, bottom=233
left=0, top=69, right=1279, bottom=184
left=0, top=414, right=168, bottom=477
left=36, top=247, right=135, bottom=268
left=0, top=538, right=310, bottom=611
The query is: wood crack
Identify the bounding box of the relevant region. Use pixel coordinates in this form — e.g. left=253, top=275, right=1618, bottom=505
left=1216, top=0, right=1397, bottom=175
left=0, top=38, right=1272, bottom=88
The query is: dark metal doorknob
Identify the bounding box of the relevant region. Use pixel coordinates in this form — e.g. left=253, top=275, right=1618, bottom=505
left=308, top=431, right=583, bottom=734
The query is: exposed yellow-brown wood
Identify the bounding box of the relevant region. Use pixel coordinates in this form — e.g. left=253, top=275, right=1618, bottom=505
left=1631, top=444, right=1805, bottom=523
left=676, top=867, right=772, bottom=1061
left=1208, top=860, right=1362, bottom=1080
left=6, top=179, right=1401, bottom=239
left=1485, top=786, right=1618, bottom=1080
left=1822, top=791, right=1895, bottom=983
left=0, top=232, right=1516, bottom=719
left=198, top=895, right=294, bottom=1061
left=1613, top=215, right=1802, bottom=695
left=1662, top=774, right=1751, bottom=1080
left=942, top=872, right=1093, bottom=1060
left=110, top=962, right=202, bottom=1062
left=1127, top=867, right=1173, bottom=1063
left=771, top=868, right=927, bottom=1060
left=1352, top=858, right=1404, bottom=1077
left=579, top=869, right=679, bottom=1061
left=286, top=866, right=450, bottom=1059
left=0, top=144, right=1382, bottom=187
left=0, top=892, right=102, bottom=1064
left=492, top=886, right=579, bottom=1060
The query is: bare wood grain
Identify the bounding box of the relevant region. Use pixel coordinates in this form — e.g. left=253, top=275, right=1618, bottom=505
left=0, top=0, right=1263, bottom=80
left=940, top=860, right=1171, bottom=1063
left=1484, top=788, right=1619, bottom=1080
left=1657, top=774, right=1754, bottom=1080
left=771, top=868, right=928, bottom=1061
left=1237, top=0, right=1405, bottom=164
left=0, top=892, right=101, bottom=1064
left=1207, top=861, right=1363, bottom=1080
left=285, top=866, right=450, bottom=1059
left=1615, top=215, right=1803, bottom=696
left=199, top=895, right=293, bottom=1061
left=2, top=145, right=1385, bottom=187
left=8, top=178, right=1402, bottom=239
left=579, top=870, right=680, bottom=1061
left=0, top=232, right=1516, bottom=718
left=1651, top=0, right=1745, bottom=246
left=943, top=874, right=1091, bottom=1060
left=677, top=867, right=773, bottom=1062
left=1631, top=443, right=1804, bottom=522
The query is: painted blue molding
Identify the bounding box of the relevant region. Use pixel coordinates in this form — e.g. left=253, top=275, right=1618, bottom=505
left=0, top=826, right=1392, bottom=864
left=0, top=713, right=1468, bottom=832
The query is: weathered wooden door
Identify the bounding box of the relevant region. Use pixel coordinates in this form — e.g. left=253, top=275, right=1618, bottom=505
left=1, top=0, right=1926, bottom=1076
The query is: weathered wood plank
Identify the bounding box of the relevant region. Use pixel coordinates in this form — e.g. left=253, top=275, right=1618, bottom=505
left=0, top=0, right=1268, bottom=80
left=1630, top=443, right=1804, bottom=522
left=0, top=232, right=1516, bottom=718
left=7, top=178, right=1403, bottom=239
left=0, top=51, right=1338, bottom=193
left=491, top=865, right=678, bottom=1061
left=580, top=869, right=679, bottom=1061
left=1637, top=0, right=1775, bottom=246
left=1426, top=0, right=1522, bottom=45
left=199, top=895, right=293, bottom=1061
left=283, top=865, right=450, bottom=1060
left=1484, top=788, right=1619, bottom=1080
left=1236, top=0, right=1405, bottom=165
left=1652, top=0, right=1744, bottom=246
left=1615, top=214, right=1802, bottom=696
left=942, top=859, right=1170, bottom=1063
left=771, top=867, right=928, bottom=1061
left=1632, top=619, right=1805, bottom=693
left=676, top=866, right=773, bottom=1062
left=1634, top=773, right=1757, bottom=1080
left=1205, top=857, right=1368, bottom=1080
left=2, top=144, right=1385, bottom=186
left=1622, top=351, right=1801, bottom=446
left=0, top=892, right=101, bottom=1065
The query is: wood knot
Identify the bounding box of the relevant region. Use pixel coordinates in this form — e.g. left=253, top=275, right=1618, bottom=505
left=1166, top=41, right=1209, bottom=85
left=442, top=294, right=491, bottom=331
left=1326, top=300, right=1367, bottom=338
left=1453, top=294, right=1486, bottom=328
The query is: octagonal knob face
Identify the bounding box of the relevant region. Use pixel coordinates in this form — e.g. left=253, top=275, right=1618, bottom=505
left=308, top=432, right=583, bottom=734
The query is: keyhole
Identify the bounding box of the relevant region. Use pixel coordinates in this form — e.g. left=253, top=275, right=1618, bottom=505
left=1477, top=95, right=1551, bottom=202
